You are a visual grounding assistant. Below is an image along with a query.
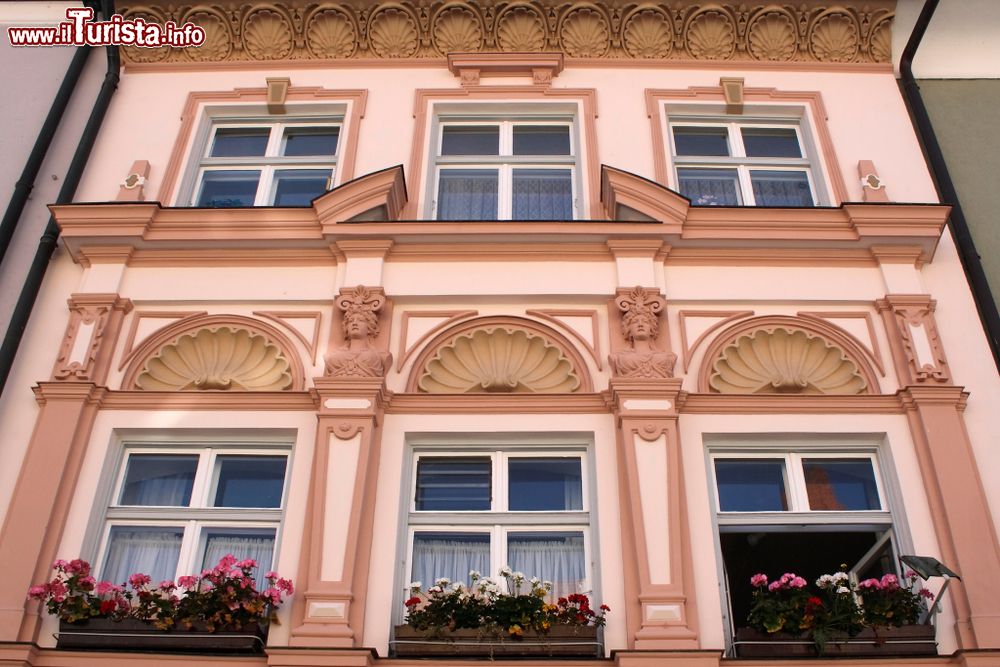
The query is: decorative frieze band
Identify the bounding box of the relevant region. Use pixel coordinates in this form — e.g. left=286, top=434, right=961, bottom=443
left=118, top=1, right=894, bottom=66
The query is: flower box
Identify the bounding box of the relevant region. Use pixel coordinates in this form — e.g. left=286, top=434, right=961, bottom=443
left=734, top=625, right=937, bottom=658
left=57, top=618, right=267, bottom=653
left=392, top=624, right=602, bottom=658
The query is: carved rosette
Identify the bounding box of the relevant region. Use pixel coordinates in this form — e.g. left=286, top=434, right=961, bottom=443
left=432, top=6, right=483, bottom=55
left=116, top=1, right=894, bottom=65
left=496, top=6, right=547, bottom=52
left=685, top=9, right=736, bottom=60
left=135, top=327, right=294, bottom=391
left=809, top=11, right=860, bottom=63
left=305, top=7, right=358, bottom=59
left=559, top=8, right=610, bottom=58
left=622, top=8, right=673, bottom=59
left=747, top=10, right=797, bottom=61
left=709, top=328, right=868, bottom=395
left=368, top=7, right=419, bottom=58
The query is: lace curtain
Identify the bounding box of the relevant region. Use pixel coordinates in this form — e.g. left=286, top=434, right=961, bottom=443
left=101, top=528, right=183, bottom=584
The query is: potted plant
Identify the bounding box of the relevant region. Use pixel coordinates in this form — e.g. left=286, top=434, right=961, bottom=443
left=735, top=570, right=937, bottom=657
left=393, top=568, right=608, bottom=657
left=28, top=555, right=293, bottom=652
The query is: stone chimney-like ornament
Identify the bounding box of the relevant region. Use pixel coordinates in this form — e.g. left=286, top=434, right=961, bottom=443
left=324, top=285, right=391, bottom=377
left=609, top=286, right=676, bottom=379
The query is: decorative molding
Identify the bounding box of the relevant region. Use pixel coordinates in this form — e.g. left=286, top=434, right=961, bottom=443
left=100, top=390, right=317, bottom=410
left=447, top=52, right=563, bottom=86
left=157, top=86, right=367, bottom=206
left=525, top=309, right=602, bottom=371
left=697, top=315, right=879, bottom=394
left=797, top=310, right=885, bottom=375
left=117, top=1, right=894, bottom=67
left=708, top=327, right=868, bottom=395
left=876, top=295, right=952, bottom=385
left=254, top=311, right=323, bottom=365
left=407, top=315, right=593, bottom=393
left=858, top=159, right=889, bottom=203
left=681, top=392, right=903, bottom=414
left=313, top=165, right=407, bottom=225
left=395, top=310, right=479, bottom=372
left=122, top=314, right=305, bottom=391
left=609, top=286, right=676, bottom=379
left=116, top=160, right=149, bottom=201
left=325, top=286, right=392, bottom=378
left=387, top=392, right=610, bottom=414
left=118, top=311, right=208, bottom=371
left=677, top=310, right=754, bottom=373
left=52, top=294, right=133, bottom=384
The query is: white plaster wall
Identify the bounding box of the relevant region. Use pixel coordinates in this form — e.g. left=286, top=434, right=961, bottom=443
left=894, top=0, right=1000, bottom=78
left=46, top=409, right=317, bottom=648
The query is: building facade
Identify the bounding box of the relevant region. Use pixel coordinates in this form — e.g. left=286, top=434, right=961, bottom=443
left=1, top=1, right=999, bottom=665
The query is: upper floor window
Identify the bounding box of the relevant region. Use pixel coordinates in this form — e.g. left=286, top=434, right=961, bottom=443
left=96, top=444, right=289, bottom=586
left=405, top=447, right=591, bottom=599
left=670, top=120, right=817, bottom=207
left=192, top=119, right=340, bottom=207
left=431, top=119, right=578, bottom=220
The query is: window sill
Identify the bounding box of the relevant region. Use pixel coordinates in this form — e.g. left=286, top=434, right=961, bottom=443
left=392, top=625, right=602, bottom=658
left=57, top=618, right=267, bottom=653
left=733, top=626, right=937, bottom=658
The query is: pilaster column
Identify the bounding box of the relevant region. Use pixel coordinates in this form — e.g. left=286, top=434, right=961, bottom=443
left=611, top=379, right=698, bottom=649
left=0, top=293, right=130, bottom=642
left=289, top=378, right=387, bottom=646
left=878, top=295, right=1000, bottom=648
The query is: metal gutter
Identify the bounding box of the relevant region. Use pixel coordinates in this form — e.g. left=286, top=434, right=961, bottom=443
left=899, top=0, right=1000, bottom=370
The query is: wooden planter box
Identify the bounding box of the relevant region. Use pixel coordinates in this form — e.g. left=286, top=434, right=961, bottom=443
left=392, top=624, right=602, bottom=658
left=734, top=625, right=937, bottom=658
left=57, top=618, right=267, bottom=653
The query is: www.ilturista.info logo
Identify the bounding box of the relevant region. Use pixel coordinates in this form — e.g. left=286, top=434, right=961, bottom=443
left=7, top=7, right=205, bottom=48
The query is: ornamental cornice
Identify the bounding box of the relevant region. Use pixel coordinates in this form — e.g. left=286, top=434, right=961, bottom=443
left=117, top=0, right=894, bottom=67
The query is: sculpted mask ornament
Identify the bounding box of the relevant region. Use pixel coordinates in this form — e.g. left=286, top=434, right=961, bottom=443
left=324, top=286, right=391, bottom=378
left=609, top=286, right=676, bottom=379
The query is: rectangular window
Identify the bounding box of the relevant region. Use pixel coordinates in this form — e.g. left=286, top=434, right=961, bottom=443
left=406, top=448, right=590, bottom=599
left=192, top=120, right=340, bottom=207
left=670, top=121, right=817, bottom=207
left=98, top=445, right=289, bottom=586
left=431, top=120, right=578, bottom=220
left=709, top=448, right=900, bottom=643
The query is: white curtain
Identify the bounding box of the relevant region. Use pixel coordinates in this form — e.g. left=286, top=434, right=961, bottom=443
left=437, top=170, right=498, bottom=220
left=508, top=533, right=586, bottom=599
left=411, top=535, right=490, bottom=588
left=202, top=533, right=275, bottom=588
left=678, top=169, right=740, bottom=206
left=512, top=169, right=573, bottom=220
left=102, top=528, right=183, bottom=584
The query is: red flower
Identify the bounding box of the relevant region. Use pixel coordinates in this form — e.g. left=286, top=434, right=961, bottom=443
left=99, top=600, right=117, bottom=615
left=404, top=596, right=421, bottom=607
left=600, top=604, right=611, bottom=612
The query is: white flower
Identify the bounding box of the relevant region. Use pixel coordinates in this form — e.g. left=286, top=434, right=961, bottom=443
left=816, top=574, right=834, bottom=588
left=529, top=576, right=541, bottom=584
left=451, top=582, right=466, bottom=592
left=428, top=585, right=443, bottom=594
left=836, top=586, right=851, bottom=594
left=542, top=580, right=553, bottom=590
left=833, top=572, right=850, bottom=583
left=512, top=571, right=525, bottom=581
left=407, top=581, right=422, bottom=591
left=434, top=577, right=451, bottom=587
left=498, top=566, right=512, bottom=577
left=468, top=570, right=481, bottom=581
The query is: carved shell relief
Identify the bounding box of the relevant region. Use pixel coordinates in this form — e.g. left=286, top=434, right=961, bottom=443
left=417, top=327, right=581, bottom=394
left=135, top=326, right=294, bottom=391
left=709, top=328, right=867, bottom=395
left=118, top=1, right=894, bottom=65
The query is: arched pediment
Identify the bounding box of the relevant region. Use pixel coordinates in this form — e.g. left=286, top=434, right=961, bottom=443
left=699, top=316, right=878, bottom=395
left=122, top=315, right=305, bottom=391
left=407, top=316, right=593, bottom=394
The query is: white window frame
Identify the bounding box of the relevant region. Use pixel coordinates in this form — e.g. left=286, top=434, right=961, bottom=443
left=665, top=110, right=830, bottom=207
left=705, top=439, right=911, bottom=651
left=429, top=116, right=581, bottom=220
left=401, top=444, right=594, bottom=612
left=94, top=444, right=291, bottom=582
left=181, top=113, right=343, bottom=207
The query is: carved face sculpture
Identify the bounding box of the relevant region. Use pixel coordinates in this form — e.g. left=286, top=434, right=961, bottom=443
left=623, top=309, right=658, bottom=343
left=343, top=308, right=378, bottom=341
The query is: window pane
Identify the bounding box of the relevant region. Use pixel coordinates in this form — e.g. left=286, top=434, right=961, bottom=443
left=437, top=169, right=498, bottom=220
left=213, top=455, right=287, bottom=508
left=750, top=170, right=813, bottom=206
left=803, top=459, right=881, bottom=511
left=201, top=528, right=275, bottom=587
left=512, top=169, right=573, bottom=220
left=673, top=126, right=730, bottom=156
left=508, top=458, right=582, bottom=511
left=677, top=168, right=741, bottom=206
left=441, top=126, right=499, bottom=156
left=508, top=532, right=585, bottom=599
left=742, top=128, right=802, bottom=158
left=272, top=169, right=329, bottom=206
left=119, top=454, right=197, bottom=506
left=415, top=457, right=491, bottom=511
left=513, top=126, right=571, bottom=155
left=102, top=526, right=183, bottom=584
left=197, top=170, right=260, bottom=207
left=715, top=459, right=788, bottom=511
left=210, top=128, right=269, bottom=157
left=282, top=127, right=339, bottom=156
left=412, top=532, right=490, bottom=587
